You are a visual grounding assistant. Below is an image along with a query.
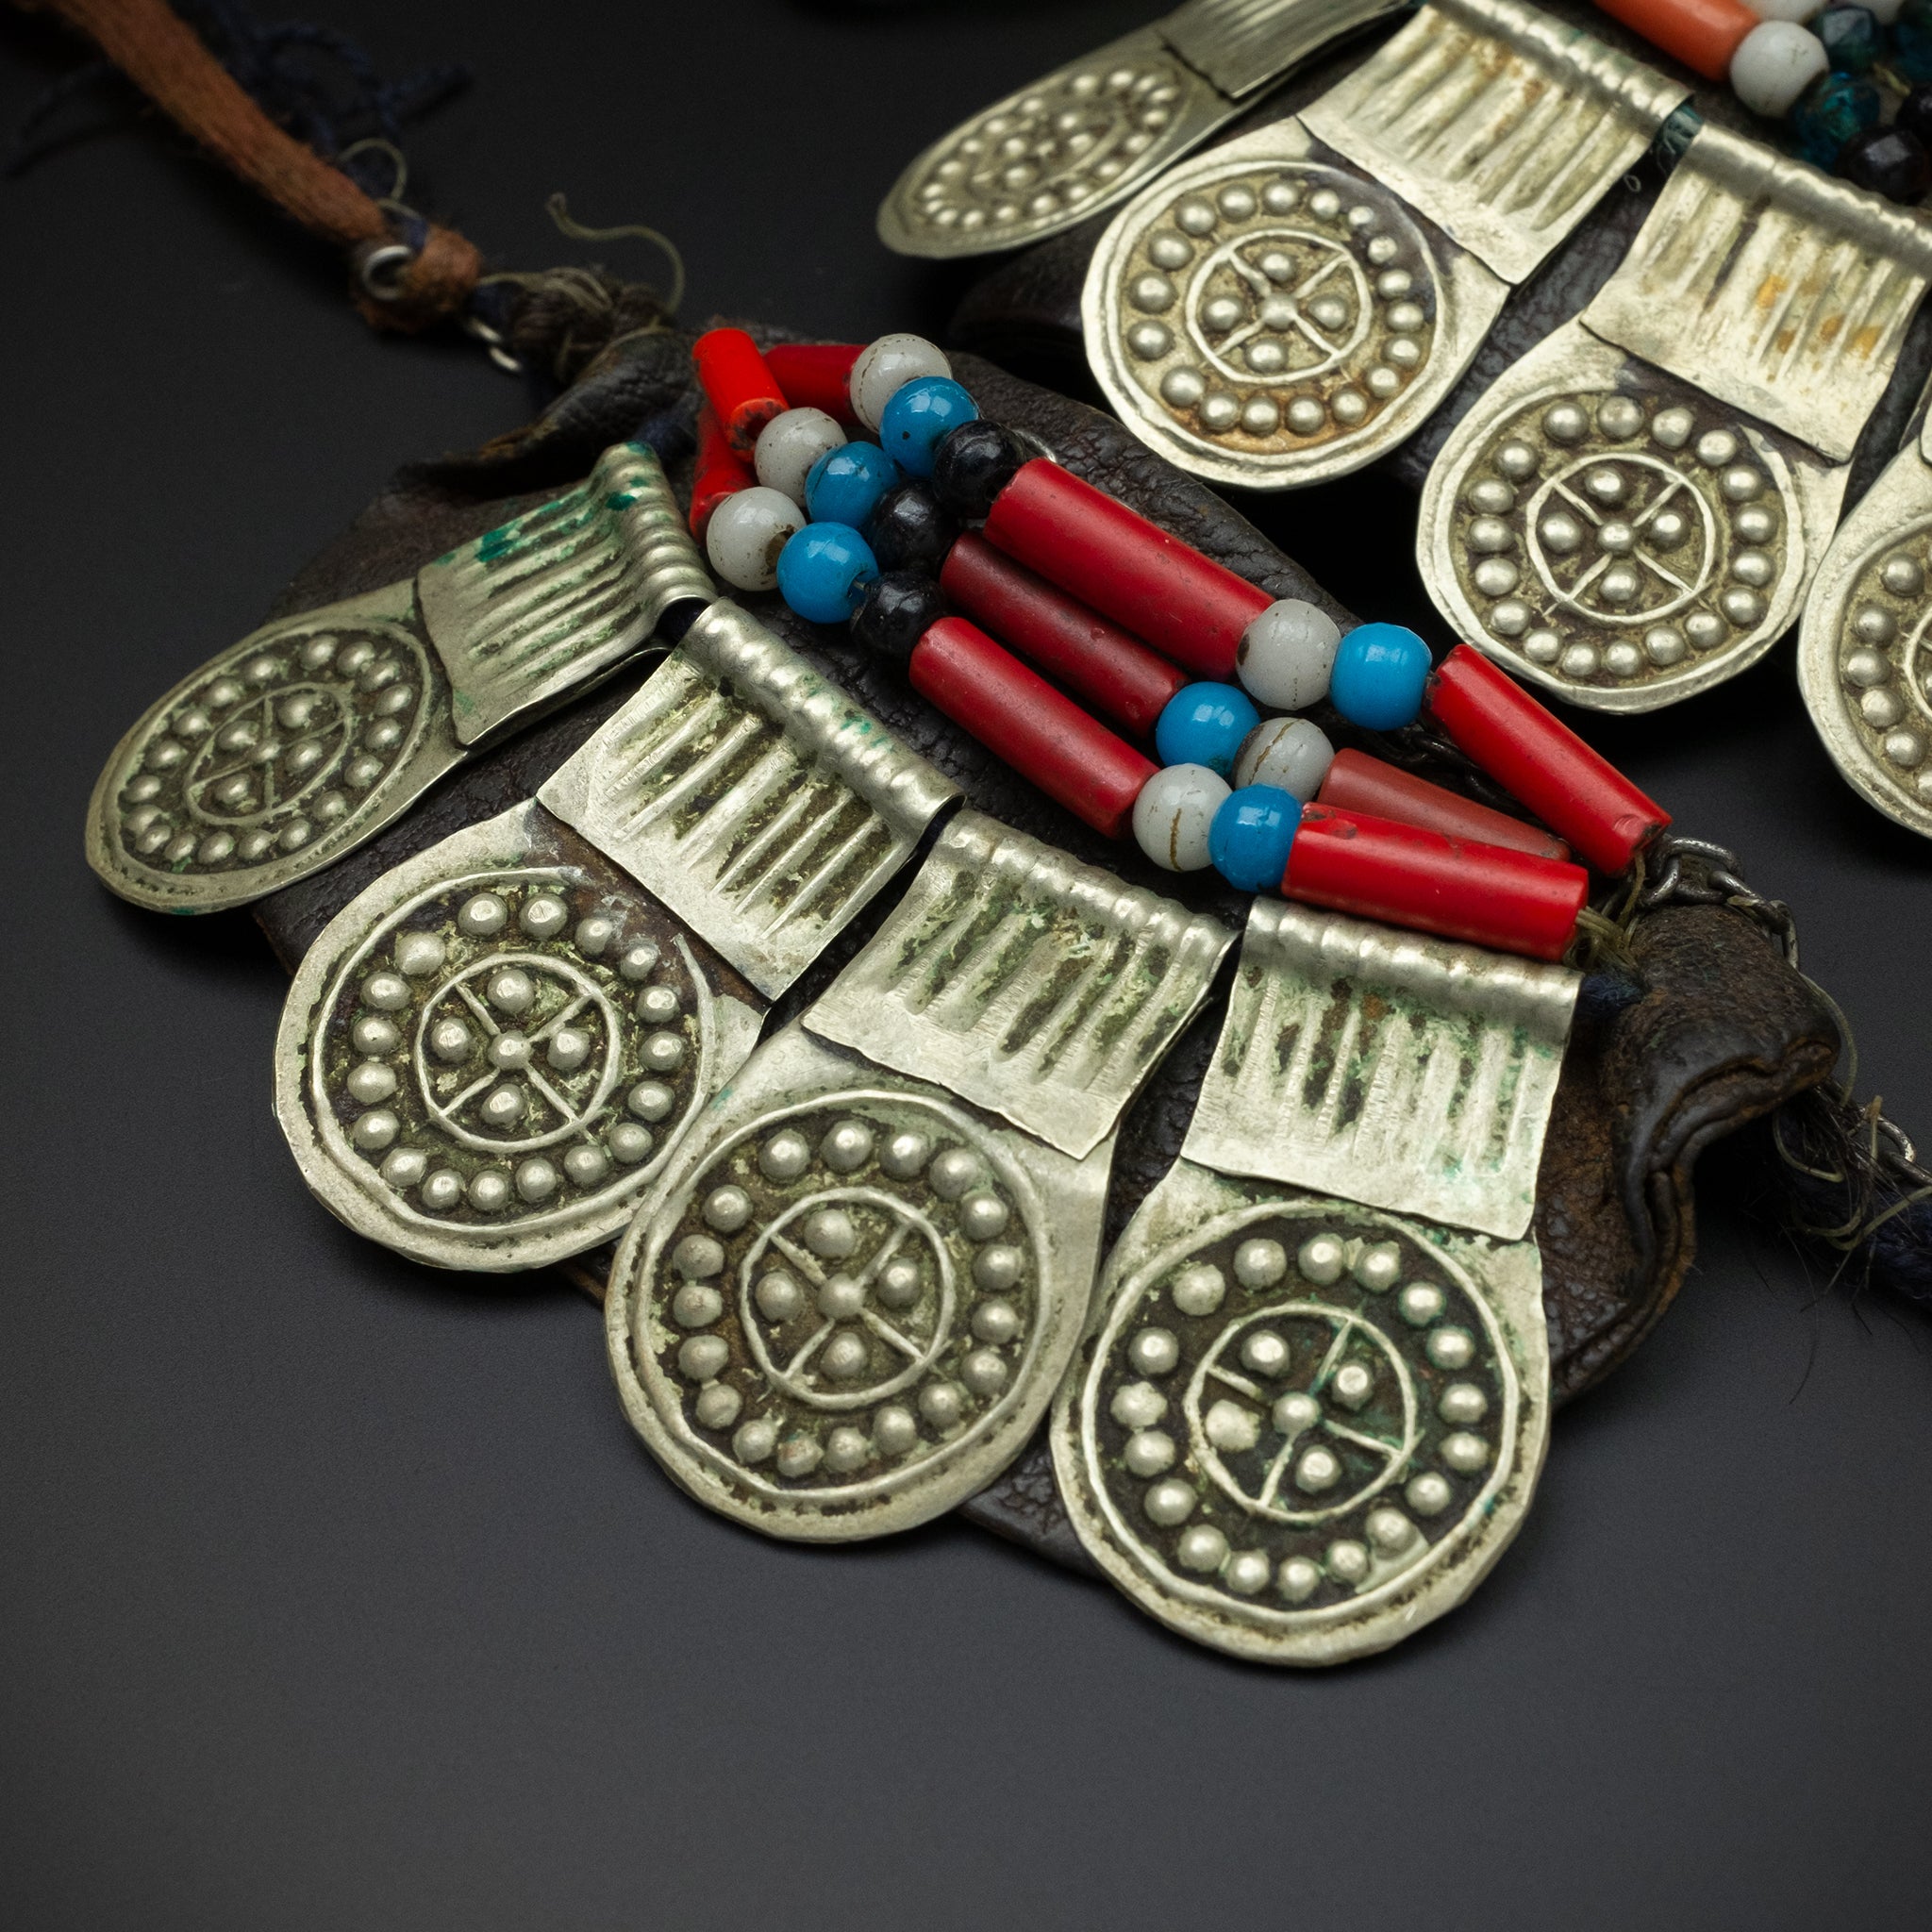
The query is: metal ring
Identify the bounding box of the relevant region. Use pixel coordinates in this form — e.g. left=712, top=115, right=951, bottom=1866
left=356, top=241, right=417, bottom=302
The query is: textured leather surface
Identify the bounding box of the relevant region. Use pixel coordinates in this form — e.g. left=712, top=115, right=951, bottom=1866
left=252, top=335, right=1838, bottom=1572
left=946, top=0, right=1932, bottom=507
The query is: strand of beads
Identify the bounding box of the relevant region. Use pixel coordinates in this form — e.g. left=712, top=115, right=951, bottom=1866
left=686, top=328, right=1667, bottom=960
left=692, top=326, right=981, bottom=625
left=1593, top=0, right=1932, bottom=201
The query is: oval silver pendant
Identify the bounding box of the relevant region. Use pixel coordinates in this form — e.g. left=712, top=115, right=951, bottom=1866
left=607, top=1025, right=1112, bottom=1540
left=87, top=584, right=462, bottom=914
left=1418, top=322, right=1835, bottom=712
left=876, top=2, right=1410, bottom=260
left=1054, top=1159, right=1549, bottom=1665
left=276, top=802, right=764, bottom=1272
left=1085, top=125, right=1499, bottom=491
left=1798, top=432, right=1932, bottom=840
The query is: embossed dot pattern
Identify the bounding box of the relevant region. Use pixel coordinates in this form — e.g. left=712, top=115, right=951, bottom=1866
left=112, top=621, right=432, bottom=879
left=1081, top=1208, right=1507, bottom=1622
left=1444, top=388, right=1799, bottom=692
left=317, top=874, right=701, bottom=1226
left=646, top=1098, right=1041, bottom=1492
left=1112, top=163, right=1437, bottom=458
left=904, top=58, right=1191, bottom=246
left=1827, top=519, right=1932, bottom=811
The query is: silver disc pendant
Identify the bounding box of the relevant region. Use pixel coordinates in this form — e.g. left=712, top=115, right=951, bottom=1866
left=1419, top=122, right=1932, bottom=711
left=275, top=598, right=958, bottom=1272
left=1419, top=320, right=1832, bottom=711
left=1053, top=1159, right=1548, bottom=1665
left=1797, top=413, right=1932, bottom=840
left=608, top=1024, right=1112, bottom=1538
left=876, top=0, right=1407, bottom=260
left=1084, top=0, right=1683, bottom=491
left=88, top=442, right=711, bottom=913
left=275, top=802, right=764, bottom=1271
left=87, top=582, right=463, bottom=914
left=1053, top=897, right=1576, bottom=1659
left=607, top=812, right=1234, bottom=1541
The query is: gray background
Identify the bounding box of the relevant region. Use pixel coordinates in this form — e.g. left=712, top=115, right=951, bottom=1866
left=4, top=3, right=1929, bottom=1926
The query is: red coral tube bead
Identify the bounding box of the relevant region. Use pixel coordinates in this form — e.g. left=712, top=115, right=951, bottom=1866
left=766, top=343, right=864, bottom=428
left=1315, top=749, right=1572, bottom=862
left=1282, top=806, right=1589, bottom=962
left=909, top=617, right=1158, bottom=839
left=1589, top=0, right=1756, bottom=81
left=1424, top=645, right=1671, bottom=874
left=981, top=459, right=1272, bottom=679
left=940, top=533, right=1189, bottom=740
left=692, top=327, right=788, bottom=454
left=690, top=407, right=754, bottom=541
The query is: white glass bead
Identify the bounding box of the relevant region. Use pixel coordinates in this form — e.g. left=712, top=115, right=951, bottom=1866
left=704, top=486, right=804, bottom=592
left=849, top=333, right=952, bottom=431
left=1235, top=599, right=1341, bottom=710
left=1729, top=22, right=1827, bottom=117
left=754, top=408, right=846, bottom=507
left=1133, top=763, right=1229, bottom=872
left=1866, top=0, right=1904, bottom=22
left=1233, top=717, right=1335, bottom=801
left=1740, top=0, right=1823, bottom=18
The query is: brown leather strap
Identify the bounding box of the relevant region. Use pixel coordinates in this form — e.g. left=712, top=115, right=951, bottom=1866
left=16, top=0, right=482, bottom=331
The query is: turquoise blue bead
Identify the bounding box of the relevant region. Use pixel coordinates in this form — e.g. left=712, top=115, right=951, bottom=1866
left=805, top=441, right=897, bottom=528
left=776, top=523, right=879, bottom=624
left=1208, top=785, right=1301, bottom=892
left=878, top=377, right=979, bottom=478
left=1329, top=624, right=1431, bottom=732
left=1817, top=6, right=1880, bottom=75
left=1790, top=71, right=1879, bottom=171
left=1155, top=681, right=1261, bottom=776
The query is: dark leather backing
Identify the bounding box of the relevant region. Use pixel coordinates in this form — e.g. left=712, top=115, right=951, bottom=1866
left=251, top=336, right=1838, bottom=1571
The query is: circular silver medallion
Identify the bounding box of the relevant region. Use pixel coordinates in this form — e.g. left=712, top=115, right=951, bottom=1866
left=292, top=864, right=714, bottom=1267
left=612, top=1090, right=1057, bottom=1538
left=1091, top=156, right=1444, bottom=484
left=1056, top=1199, right=1534, bottom=1663
left=1436, top=383, right=1804, bottom=702
left=885, top=54, right=1204, bottom=255
left=90, top=613, right=447, bottom=911
left=1799, top=512, right=1932, bottom=837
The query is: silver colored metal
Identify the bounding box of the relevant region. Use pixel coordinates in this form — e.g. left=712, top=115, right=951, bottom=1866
left=1797, top=423, right=1932, bottom=839
left=876, top=0, right=1407, bottom=260
left=607, top=814, right=1234, bottom=1541
left=1084, top=0, right=1684, bottom=491
left=88, top=443, right=708, bottom=913
left=87, top=579, right=465, bottom=914
left=275, top=601, right=959, bottom=1271
left=1583, top=125, right=1932, bottom=468
left=419, top=444, right=713, bottom=746
left=1300, top=0, right=1684, bottom=287
left=541, top=601, right=960, bottom=999
left=806, top=813, right=1235, bottom=1158
left=275, top=803, right=764, bottom=1272
left=1420, top=320, right=1842, bottom=711
left=1182, top=901, right=1578, bottom=1241
left=1051, top=1158, right=1549, bottom=1665
left=1051, top=898, right=1567, bottom=1661
left=1421, top=123, right=1932, bottom=712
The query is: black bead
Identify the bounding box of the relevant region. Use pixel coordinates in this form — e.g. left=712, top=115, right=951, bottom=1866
left=849, top=572, right=945, bottom=670
left=869, top=481, right=958, bottom=575
left=931, top=419, right=1027, bottom=521
left=1898, top=83, right=1932, bottom=151
left=1840, top=125, right=1932, bottom=205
